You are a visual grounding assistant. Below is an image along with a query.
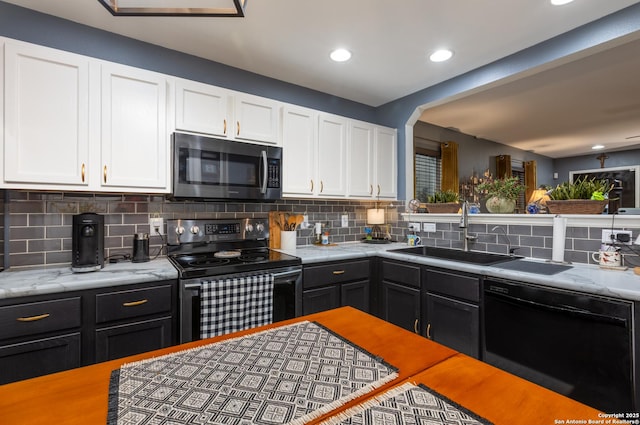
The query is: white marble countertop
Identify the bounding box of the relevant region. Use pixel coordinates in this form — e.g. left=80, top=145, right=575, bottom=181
left=281, top=242, right=640, bottom=302
left=0, top=259, right=178, bottom=300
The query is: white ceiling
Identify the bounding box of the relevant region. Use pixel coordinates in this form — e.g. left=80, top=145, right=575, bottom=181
left=4, top=0, right=640, bottom=158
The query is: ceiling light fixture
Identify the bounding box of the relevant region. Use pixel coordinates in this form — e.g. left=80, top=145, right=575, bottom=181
left=429, top=49, right=453, bottom=63
left=592, top=144, right=605, bottom=150
left=550, top=0, right=574, bottom=6
left=330, top=48, right=352, bottom=62
left=98, top=0, right=247, bottom=17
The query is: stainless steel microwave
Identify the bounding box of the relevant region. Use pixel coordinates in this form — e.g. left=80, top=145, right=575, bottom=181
left=171, top=133, right=282, bottom=201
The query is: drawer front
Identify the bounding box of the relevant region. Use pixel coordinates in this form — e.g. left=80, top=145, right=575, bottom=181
left=96, top=285, right=172, bottom=324
left=303, top=260, right=369, bottom=289
left=425, top=269, right=480, bottom=302
left=0, top=297, right=81, bottom=340
left=381, top=260, right=420, bottom=288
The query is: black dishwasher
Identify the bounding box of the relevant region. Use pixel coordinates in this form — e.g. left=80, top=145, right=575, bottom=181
left=483, top=279, right=634, bottom=413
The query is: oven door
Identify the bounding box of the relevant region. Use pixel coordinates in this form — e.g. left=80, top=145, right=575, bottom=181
left=172, top=132, right=282, bottom=200
left=179, top=267, right=302, bottom=343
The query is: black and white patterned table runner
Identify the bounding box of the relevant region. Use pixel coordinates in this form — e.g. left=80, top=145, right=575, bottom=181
left=200, top=273, right=274, bottom=338
left=108, top=321, right=398, bottom=425
left=320, top=382, right=493, bottom=425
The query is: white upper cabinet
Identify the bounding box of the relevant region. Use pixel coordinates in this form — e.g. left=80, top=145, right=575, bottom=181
left=374, top=126, right=397, bottom=199
left=100, top=62, right=171, bottom=191
left=233, top=93, right=279, bottom=144
left=317, top=113, right=347, bottom=197
left=176, top=79, right=279, bottom=145
left=3, top=41, right=90, bottom=186
left=175, top=79, right=231, bottom=137
left=348, top=121, right=375, bottom=198
left=281, top=105, right=317, bottom=197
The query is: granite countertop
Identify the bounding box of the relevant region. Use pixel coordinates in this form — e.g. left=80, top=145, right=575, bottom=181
left=0, top=258, right=178, bottom=300
left=281, top=242, right=640, bottom=302
left=2, top=242, right=640, bottom=302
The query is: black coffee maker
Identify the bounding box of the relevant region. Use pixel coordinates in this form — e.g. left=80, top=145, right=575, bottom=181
left=71, top=213, right=104, bottom=273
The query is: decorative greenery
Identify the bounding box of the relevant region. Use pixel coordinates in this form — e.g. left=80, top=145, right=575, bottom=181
left=476, top=176, right=524, bottom=201
left=549, top=177, right=613, bottom=200
left=426, top=190, right=459, bottom=203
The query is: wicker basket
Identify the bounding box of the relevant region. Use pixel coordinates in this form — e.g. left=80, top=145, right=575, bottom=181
left=423, top=202, right=461, bottom=213
left=546, top=199, right=608, bottom=214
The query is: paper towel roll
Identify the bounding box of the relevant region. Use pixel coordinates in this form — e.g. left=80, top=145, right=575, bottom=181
left=552, top=215, right=567, bottom=263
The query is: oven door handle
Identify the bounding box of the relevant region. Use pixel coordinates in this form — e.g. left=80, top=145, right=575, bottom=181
left=259, top=150, right=268, bottom=194
left=271, top=269, right=302, bottom=280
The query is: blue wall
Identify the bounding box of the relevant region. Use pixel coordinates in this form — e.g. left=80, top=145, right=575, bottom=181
left=555, top=149, right=640, bottom=183
left=2, top=1, right=640, bottom=199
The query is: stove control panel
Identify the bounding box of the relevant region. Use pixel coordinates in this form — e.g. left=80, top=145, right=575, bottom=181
left=167, top=218, right=268, bottom=245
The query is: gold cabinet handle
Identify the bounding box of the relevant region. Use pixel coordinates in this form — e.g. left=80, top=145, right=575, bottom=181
left=369, top=185, right=373, bottom=195
left=122, top=299, right=148, bottom=307
left=320, top=181, right=324, bottom=193
left=332, top=270, right=345, bottom=275
left=377, top=185, right=381, bottom=196
left=427, top=323, right=432, bottom=339
left=81, top=163, right=86, bottom=183
left=103, top=165, right=107, bottom=184
left=237, top=121, right=240, bottom=136
left=17, top=313, right=50, bottom=322
left=413, top=318, right=419, bottom=334
left=310, top=180, right=314, bottom=192
left=223, top=119, right=227, bottom=135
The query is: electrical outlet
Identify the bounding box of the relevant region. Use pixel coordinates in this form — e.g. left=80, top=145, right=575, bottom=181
left=602, top=229, right=632, bottom=244
left=422, top=222, right=436, bottom=232
left=341, top=214, right=349, bottom=227
left=150, top=217, right=164, bottom=235
left=408, top=222, right=421, bottom=231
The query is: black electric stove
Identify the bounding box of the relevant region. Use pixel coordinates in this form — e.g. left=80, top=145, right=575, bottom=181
left=167, top=218, right=301, bottom=279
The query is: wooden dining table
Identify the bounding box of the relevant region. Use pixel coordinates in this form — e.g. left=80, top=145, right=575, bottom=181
left=0, top=307, right=603, bottom=424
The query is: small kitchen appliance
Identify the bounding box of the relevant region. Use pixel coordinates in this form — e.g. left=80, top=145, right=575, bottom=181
left=166, top=218, right=302, bottom=343
left=132, top=233, right=150, bottom=263
left=71, top=213, right=104, bottom=273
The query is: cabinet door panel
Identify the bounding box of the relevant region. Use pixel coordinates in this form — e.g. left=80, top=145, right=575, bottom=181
left=374, top=127, right=397, bottom=199
left=348, top=122, right=375, bottom=198
left=426, top=293, right=479, bottom=358
left=341, top=280, right=369, bottom=313
left=95, top=317, right=172, bottom=362
left=234, top=95, right=278, bottom=144
left=4, top=43, right=89, bottom=185
left=282, top=106, right=316, bottom=196
left=0, top=333, right=81, bottom=385
left=101, top=63, right=168, bottom=190
left=302, top=286, right=340, bottom=315
left=317, top=114, right=347, bottom=197
left=381, top=281, right=420, bottom=333
left=176, top=80, right=229, bottom=137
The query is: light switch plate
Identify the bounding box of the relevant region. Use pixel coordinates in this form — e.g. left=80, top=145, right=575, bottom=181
left=423, top=222, right=436, bottom=232
left=341, top=214, right=349, bottom=227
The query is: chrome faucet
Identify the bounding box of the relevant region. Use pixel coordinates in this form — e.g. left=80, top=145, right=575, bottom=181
left=459, top=201, right=477, bottom=251
left=492, top=225, right=518, bottom=255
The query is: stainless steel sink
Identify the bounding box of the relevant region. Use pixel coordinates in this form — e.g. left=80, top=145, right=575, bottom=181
left=391, top=245, right=521, bottom=265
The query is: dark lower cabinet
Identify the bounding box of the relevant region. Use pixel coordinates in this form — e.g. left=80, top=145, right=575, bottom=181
left=0, top=279, right=177, bottom=384
left=0, top=333, right=81, bottom=385
left=379, top=260, right=421, bottom=333
left=381, top=281, right=421, bottom=333
left=95, top=317, right=173, bottom=362
left=302, top=259, right=371, bottom=315
left=425, top=293, right=479, bottom=358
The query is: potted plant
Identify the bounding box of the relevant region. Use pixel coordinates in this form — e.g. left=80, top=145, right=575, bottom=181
left=423, top=190, right=460, bottom=213
left=477, top=176, right=524, bottom=213
left=547, top=177, right=613, bottom=214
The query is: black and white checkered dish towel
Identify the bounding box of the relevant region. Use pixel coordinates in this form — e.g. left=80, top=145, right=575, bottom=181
left=200, top=273, right=274, bottom=338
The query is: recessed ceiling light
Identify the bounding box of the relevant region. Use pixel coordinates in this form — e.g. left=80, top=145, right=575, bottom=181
left=429, top=49, right=453, bottom=63
left=550, top=0, right=574, bottom=6
left=330, top=48, right=351, bottom=62
left=592, top=144, right=605, bottom=150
